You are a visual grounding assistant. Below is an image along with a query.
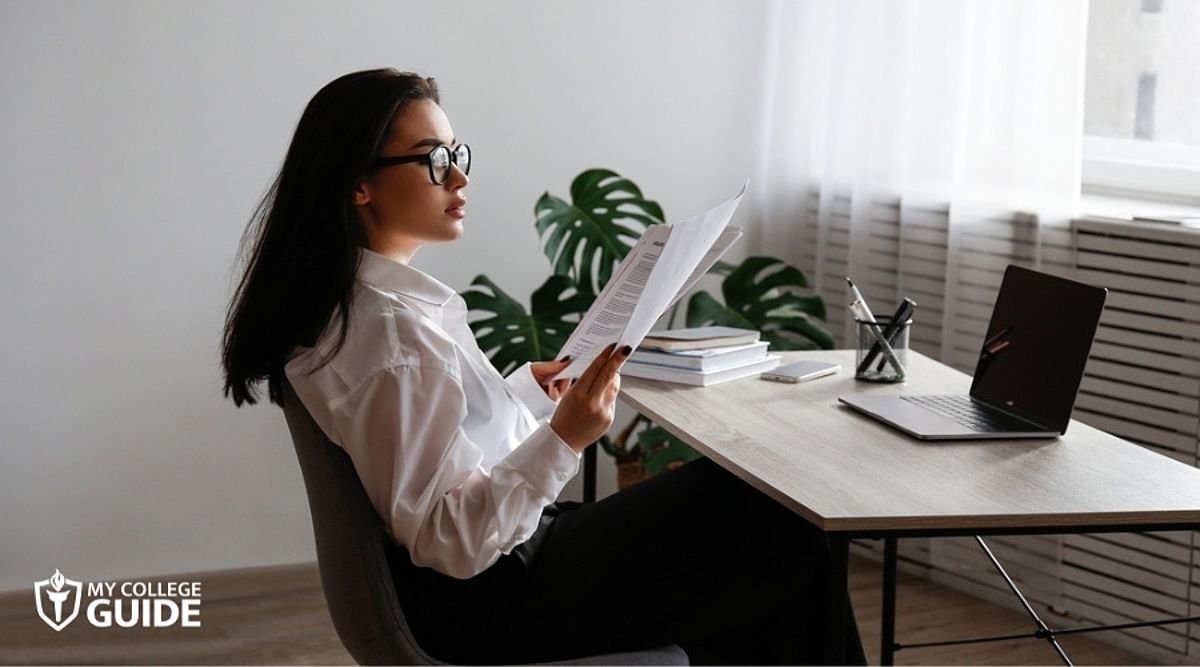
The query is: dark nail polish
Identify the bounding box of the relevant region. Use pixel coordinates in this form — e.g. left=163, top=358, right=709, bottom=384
left=621, top=345, right=632, bottom=356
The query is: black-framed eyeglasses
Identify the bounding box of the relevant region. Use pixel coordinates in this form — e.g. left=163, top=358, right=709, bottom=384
left=371, top=143, right=471, bottom=185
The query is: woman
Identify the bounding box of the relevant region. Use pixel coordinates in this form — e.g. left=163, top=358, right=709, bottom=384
left=222, top=68, right=865, bottom=665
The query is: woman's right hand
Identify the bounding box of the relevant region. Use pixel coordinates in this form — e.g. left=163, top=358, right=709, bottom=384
left=549, top=343, right=632, bottom=453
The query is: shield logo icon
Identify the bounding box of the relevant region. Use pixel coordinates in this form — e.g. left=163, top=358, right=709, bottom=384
left=34, top=569, right=82, bottom=631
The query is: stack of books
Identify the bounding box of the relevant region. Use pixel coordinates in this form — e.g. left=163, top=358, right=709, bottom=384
left=622, top=326, right=781, bottom=386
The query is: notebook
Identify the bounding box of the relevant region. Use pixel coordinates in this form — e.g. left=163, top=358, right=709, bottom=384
left=627, top=341, right=770, bottom=371
left=838, top=265, right=1107, bottom=440
left=621, top=354, right=781, bottom=386
left=639, top=326, right=760, bottom=352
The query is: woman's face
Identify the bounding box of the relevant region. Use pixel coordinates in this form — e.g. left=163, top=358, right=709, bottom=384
left=353, top=98, right=469, bottom=261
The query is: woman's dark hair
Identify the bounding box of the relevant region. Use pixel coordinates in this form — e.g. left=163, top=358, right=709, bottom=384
left=222, top=68, right=440, bottom=407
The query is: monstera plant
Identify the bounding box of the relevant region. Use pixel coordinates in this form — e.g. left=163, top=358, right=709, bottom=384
left=463, top=169, right=833, bottom=487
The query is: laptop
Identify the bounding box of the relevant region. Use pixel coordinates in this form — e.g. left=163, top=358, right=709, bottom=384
left=839, top=265, right=1107, bottom=440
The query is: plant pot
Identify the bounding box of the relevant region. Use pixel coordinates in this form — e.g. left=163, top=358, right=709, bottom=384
left=616, top=461, right=648, bottom=490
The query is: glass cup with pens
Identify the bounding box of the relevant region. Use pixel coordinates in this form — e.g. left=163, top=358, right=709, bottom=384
left=847, top=278, right=916, bottom=383
left=854, top=315, right=912, bottom=382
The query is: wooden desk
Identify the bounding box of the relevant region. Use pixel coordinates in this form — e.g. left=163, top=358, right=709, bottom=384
left=618, top=349, right=1200, bottom=664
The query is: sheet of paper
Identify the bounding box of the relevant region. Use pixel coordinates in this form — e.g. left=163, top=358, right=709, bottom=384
left=550, top=225, right=671, bottom=378
left=550, top=182, right=747, bottom=381
left=661, top=226, right=743, bottom=312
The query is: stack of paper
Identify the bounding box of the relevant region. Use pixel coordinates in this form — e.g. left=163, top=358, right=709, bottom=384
left=622, top=327, right=780, bottom=386
left=547, top=183, right=751, bottom=383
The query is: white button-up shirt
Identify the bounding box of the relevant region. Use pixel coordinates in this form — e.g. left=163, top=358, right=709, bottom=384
left=285, top=248, right=580, bottom=579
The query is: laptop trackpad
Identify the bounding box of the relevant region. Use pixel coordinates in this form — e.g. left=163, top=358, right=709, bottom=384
left=838, top=394, right=968, bottom=439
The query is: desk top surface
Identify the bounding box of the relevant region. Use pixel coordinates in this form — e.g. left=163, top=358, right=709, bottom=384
left=618, top=350, right=1200, bottom=534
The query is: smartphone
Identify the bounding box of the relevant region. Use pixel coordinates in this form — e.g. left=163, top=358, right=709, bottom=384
left=761, top=361, right=841, bottom=383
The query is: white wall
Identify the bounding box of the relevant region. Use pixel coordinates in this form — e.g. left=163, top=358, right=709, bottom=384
left=0, top=0, right=772, bottom=592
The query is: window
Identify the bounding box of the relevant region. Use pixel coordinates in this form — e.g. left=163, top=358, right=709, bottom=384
left=1083, top=0, right=1200, bottom=206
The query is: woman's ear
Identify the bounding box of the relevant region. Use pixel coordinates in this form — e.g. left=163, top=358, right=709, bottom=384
left=351, top=180, right=371, bottom=206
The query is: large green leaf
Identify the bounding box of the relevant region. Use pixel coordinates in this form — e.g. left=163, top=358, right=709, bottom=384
left=535, top=168, right=665, bottom=295
left=462, top=274, right=594, bottom=375
left=636, top=425, right=703, bottom=476
left=685, top=256, right=834, bottom=350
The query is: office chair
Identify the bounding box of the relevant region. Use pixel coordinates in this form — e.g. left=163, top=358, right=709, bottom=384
left=281, top=380, right=688, bottom=665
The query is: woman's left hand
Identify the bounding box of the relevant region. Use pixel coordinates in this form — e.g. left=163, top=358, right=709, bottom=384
left=531, top=358, right=573, bottom=401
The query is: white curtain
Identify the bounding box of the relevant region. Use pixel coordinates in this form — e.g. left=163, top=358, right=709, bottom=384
left=749, top=0, right=1090, bottom=359
left=745, top=0, right=1092, bottom=615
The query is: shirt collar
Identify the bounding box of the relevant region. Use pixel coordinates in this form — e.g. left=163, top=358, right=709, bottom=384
left=357, top=247, right=457, bottom=307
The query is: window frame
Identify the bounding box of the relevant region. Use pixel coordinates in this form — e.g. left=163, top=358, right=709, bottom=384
left=1081, top=136, right=1200, bottom=208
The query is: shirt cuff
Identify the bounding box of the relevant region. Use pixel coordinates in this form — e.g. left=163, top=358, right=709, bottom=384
left=502, top=422, right=581, bottom=499
left=503, top=361, right=558, bottom=421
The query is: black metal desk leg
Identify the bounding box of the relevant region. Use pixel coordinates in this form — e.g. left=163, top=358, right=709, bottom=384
left=583, top=445, right=596, bottom=503
left=882, top=537, right=898, bottom=666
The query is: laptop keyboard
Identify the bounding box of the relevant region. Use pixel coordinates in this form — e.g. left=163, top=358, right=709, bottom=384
left=900, top=395, right=1037, bottom=433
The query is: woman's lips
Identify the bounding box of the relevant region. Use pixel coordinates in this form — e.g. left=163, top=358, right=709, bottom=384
left=445, top=202, right=466, bottom=219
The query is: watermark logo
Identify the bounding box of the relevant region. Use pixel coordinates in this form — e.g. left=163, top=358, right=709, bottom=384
left=32, top=569, right=202, bottom=631
left=34, top=569, right=83, bottom=631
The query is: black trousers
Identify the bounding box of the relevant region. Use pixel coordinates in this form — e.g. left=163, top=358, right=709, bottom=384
left=391, top=457, right=867, bottom=665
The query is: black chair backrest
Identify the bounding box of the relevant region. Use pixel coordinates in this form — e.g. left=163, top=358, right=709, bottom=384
left=281, top=380, right=441, bottom=665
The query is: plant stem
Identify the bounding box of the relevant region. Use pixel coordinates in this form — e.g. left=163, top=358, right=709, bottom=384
left=598, top=434, right=618, bottom=458
left=609, top=413, right=649, bottom=463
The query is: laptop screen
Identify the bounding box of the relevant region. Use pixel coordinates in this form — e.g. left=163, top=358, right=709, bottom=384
left=969, top=265, right=1108, bottom=434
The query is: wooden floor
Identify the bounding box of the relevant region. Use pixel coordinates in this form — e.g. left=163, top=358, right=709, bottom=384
left=0, top=557, right=1144, bottom=665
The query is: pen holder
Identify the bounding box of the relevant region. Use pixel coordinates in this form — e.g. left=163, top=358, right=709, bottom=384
left=854, top=316, right=910, bottom=383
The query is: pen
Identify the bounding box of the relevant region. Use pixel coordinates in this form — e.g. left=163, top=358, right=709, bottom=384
left=871, top=298, right=916, bottom=373
left=846, top=278, right=905, bottom=375
left=860, top=297, right=914, bottom=374
left=845, top=277, right=876, bottom=322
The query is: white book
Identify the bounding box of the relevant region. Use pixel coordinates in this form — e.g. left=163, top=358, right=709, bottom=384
left=620, top=355, right=782, bottom=387
left=639, top=326, right=760, bottom=352
left=628, top=341, right=770, bottom=371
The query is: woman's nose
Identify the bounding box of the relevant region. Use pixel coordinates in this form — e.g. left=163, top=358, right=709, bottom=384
left=447, top=164, right=469, bottom=189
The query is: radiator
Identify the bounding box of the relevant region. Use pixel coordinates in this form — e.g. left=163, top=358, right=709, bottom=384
left=1064, top=218, right=1199, bottom=659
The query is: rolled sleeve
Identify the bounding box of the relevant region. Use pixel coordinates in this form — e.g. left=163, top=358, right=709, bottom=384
left=503, top=361, right=559, bottom=421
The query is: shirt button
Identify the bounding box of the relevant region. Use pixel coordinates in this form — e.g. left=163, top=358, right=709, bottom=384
left=556, top=472, right=568, bottom=482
